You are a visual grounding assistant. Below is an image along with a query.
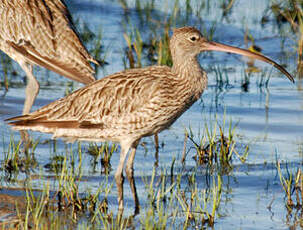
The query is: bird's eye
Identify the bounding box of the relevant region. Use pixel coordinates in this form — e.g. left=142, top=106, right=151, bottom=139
left=190, top=36, right=198, bottom=42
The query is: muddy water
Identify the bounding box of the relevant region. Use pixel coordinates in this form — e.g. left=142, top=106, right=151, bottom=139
left=0, top=0, right=302, bottom=229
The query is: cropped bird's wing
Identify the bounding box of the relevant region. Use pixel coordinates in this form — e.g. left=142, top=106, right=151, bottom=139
left=0, top=0, right=97, bottom=84
left=6, top=66, right=184, bottom=140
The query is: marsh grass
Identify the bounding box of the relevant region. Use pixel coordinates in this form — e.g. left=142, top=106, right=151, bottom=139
left=123, top=25, right=172, bottom=69
left=140, top=166, right=224, bottom=228
left=87, top=142, right=117, bottom=175
left=0, top=131, right=231, bottom=229
left=92, top=28, right=110, bottom=72
left=212, top=65, right=231, bottom=92
left=123, top=29, right=144, bottom=68
left=0, top=54, right=13, bottom=93
left=75, top=20, right=108, bottom=68
left=1, top=142, right=114, bottom=229
left=265, top=0, right=302, bottom=77
left=175, top=173, right=223, bottom=228
left=277, top=161, right=303, bottom=209
left=140, top=168, right=176, bottom=229
left=276, top=161, right=303, bottom=228
left=182, top=115, right=249, bottom=174
left=1, top=135, right=39, bottom=182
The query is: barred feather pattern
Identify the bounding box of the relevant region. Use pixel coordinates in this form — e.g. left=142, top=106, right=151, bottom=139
left=8, top=64, right=207, bottom=143
left=0, top=0, right=97, bottom=84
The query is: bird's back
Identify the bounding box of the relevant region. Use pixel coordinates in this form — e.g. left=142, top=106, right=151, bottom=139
left=0, top=0, right=97, bottom=84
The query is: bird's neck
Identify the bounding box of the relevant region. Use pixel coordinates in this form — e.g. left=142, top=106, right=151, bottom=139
left=171, top=56, right=208, bottom=100
left=172, top=56, right=201, bottom=75
left=172, top=56, right=207, bottom=85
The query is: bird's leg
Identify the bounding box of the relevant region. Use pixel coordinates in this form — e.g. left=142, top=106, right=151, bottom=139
left=154, top=133, right=159, bottom=152
left=20, top=62, right=39, bottom=115
left=125, top=140, right=140, bottom=215
left=115, top=142, right=131, bottom=214
left=19, top=63, right=39, bottom=152
left=154, top=134, right=159, bottom=167
left=20, top=130, right=31, bottom=155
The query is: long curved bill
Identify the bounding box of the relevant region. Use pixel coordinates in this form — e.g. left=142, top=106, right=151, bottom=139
left=201, top=41, right=294, bottom=83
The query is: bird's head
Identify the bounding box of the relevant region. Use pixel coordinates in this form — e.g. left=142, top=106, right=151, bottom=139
left=170, top=26, right=294, bottom=83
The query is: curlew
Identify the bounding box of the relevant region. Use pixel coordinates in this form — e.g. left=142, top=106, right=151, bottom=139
left=0, top=0, right=98, bottom=114
left=6, top=27, right=294, bottom=214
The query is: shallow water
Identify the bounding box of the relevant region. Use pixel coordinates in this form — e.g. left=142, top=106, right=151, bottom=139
left=0, top=0, right=302, bottom=229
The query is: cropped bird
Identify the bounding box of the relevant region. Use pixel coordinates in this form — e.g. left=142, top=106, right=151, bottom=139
left=0, top=0, right=98, bottom=114
left=6, top=27, right=294, bottom=214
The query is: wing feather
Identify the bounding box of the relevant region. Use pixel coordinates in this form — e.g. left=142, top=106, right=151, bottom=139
left=7, top=66, right=167, bottom=120
left=0, top=0, right=97, bottom=84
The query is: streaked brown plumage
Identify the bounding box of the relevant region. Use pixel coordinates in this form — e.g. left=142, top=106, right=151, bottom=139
left=0, top=0, right=98, bottom=114
left=6, top=27, right=294, bottom=214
